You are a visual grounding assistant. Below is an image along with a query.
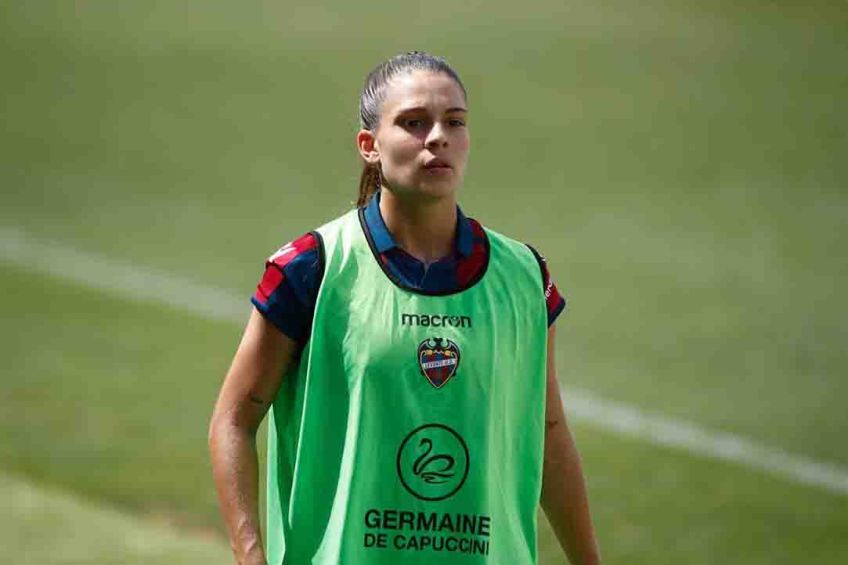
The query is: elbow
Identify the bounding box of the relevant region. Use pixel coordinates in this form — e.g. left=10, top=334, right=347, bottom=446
left=208, top=404, right=238, bottom=451
left=207, top=409, right=226, bottom=452
left=208, top=404, right=259, bottom=451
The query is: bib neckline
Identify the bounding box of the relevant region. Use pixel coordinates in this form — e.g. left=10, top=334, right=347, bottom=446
left=357, top=207, right=491, bottom=297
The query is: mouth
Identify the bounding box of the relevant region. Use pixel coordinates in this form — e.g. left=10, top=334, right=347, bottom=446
left=423, top=158, right=452, bottom=170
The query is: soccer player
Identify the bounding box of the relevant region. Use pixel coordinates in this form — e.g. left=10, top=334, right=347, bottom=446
left=209, top=51, right=601, bottom=565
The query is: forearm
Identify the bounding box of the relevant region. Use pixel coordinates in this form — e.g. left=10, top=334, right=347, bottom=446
left=209, top=419, right=266, bottom=565
left=540, top=416, right=601, bottom=565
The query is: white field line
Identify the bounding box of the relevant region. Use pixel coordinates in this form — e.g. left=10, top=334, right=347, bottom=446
left=3, top=226, right=848, bottom=497
left=563, top=390, right=848, bottom=495
left=0, top=470, right=228, bottom=562
left=0, top=226, right=247, bottom=324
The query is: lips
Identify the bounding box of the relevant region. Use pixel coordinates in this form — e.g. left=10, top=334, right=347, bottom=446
left=424, top=158, right=451, bottom=170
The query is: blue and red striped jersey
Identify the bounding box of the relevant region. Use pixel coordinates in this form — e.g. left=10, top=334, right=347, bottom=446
left=252, top=192, right=566, bottom=343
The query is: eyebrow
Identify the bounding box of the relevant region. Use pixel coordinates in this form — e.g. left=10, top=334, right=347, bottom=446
left=396, top=106, right=468, bottom=114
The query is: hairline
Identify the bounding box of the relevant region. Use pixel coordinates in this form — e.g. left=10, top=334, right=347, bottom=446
left=374, top=70, right=469, bottom=127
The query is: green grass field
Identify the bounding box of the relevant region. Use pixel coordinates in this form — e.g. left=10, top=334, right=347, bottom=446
left=1, top=1, right=846, bottom=563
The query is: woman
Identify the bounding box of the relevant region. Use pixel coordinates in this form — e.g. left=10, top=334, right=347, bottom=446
left=209, top=51, right=601, bottom=565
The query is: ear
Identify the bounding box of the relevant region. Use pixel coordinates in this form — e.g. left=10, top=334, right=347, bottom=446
left=356, top=129, right=380, bottom=164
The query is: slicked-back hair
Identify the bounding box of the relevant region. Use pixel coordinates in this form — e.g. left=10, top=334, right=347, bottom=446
left=357, top=51, right=467, bottom=207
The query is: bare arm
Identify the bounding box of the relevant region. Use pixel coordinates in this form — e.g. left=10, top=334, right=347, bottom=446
left=208, top=309, right=298, bottom=565
left=540, top=324, right=602, bottom=565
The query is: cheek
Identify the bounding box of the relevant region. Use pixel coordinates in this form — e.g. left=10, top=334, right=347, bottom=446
left=382, top=135, right=420, bottom=168
left=453, top=127, right=470, bottom=149
left=455, top=134, right=470, bottom=162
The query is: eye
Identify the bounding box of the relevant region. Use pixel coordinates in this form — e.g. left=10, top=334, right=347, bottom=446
left=404, top=118, right=426, bottom=129
left=447, top=118, right=466, bottom=127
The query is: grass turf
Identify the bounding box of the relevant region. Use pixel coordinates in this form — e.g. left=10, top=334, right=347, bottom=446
left=1, top=0, right=846, bottom=563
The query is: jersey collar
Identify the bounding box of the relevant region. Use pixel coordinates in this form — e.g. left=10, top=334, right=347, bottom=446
left=362, top=190, right=473, bottom=258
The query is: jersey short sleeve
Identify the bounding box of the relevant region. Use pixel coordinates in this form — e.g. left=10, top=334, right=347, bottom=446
left=251, top=233, right=323, bottom=343
left=526, top=245, right=567, bottom=327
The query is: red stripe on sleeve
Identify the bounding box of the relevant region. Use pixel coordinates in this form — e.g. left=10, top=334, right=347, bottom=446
left=253, top=232, right=318, bottom=304
left=268, top=232, right=318, bottom=270
left=255, top=264, right=284, bottom=303
left=539, top=254, right=564, bottom=319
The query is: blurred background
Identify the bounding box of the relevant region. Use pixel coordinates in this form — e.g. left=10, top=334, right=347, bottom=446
left=1, top=1, right=846, bottom=563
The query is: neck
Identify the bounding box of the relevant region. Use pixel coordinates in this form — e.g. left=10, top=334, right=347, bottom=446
left=379, top=190, right=457, bottom=265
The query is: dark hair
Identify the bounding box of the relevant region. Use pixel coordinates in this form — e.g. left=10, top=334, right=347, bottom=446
left=357, top=51, right=468, bottom=207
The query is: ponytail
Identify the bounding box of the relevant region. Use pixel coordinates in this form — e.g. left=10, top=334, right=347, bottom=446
left=357, top=163, right=381, bottom=207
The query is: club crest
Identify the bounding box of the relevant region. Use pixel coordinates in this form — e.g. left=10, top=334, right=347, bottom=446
left=417, top=337, right=461, bottom=389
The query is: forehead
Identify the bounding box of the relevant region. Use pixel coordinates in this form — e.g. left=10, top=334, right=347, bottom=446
left=380, top=70, right=467, bottom=117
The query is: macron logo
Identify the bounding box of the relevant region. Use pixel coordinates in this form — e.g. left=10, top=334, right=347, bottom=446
left=544, top=280, right=554, bottom=299
left=401, top=313, right=472, bottom=329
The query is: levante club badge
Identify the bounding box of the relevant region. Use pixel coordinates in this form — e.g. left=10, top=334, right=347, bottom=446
left=417, top=337, right=461, bottom=389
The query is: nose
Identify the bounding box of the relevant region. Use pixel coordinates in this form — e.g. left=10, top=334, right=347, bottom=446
left=425, top=122, right=448, bottom=150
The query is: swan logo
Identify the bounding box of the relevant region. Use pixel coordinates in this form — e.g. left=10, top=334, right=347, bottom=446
left=397, top=423, right=470, bottom=501
left=417, top=338, right=461, bottom=389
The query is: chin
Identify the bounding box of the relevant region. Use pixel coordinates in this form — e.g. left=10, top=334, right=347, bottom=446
left=388, top=178, right=460, bottom=202
left=414, top=182, right=459, bottom=202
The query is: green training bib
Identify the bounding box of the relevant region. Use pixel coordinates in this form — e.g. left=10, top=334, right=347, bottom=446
left=266, top=208, right=548, bottom=565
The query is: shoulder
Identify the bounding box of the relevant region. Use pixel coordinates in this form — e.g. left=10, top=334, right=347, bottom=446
left=313, top=208, right=361, bottom=243
left=264, top=206, right=360, bottom=283
left=252, top=232, right=324, bottom=342
left=524, top=244, right=567, bottom=327
left=259, top=232, right=323, bottom=297
left=267, top=232, right=321, bottom=267
left=473, top=220, right=566, bottom=327
left=479, top=222, right=539, bottom=266
left=475, top=221, right=539, bottom=271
